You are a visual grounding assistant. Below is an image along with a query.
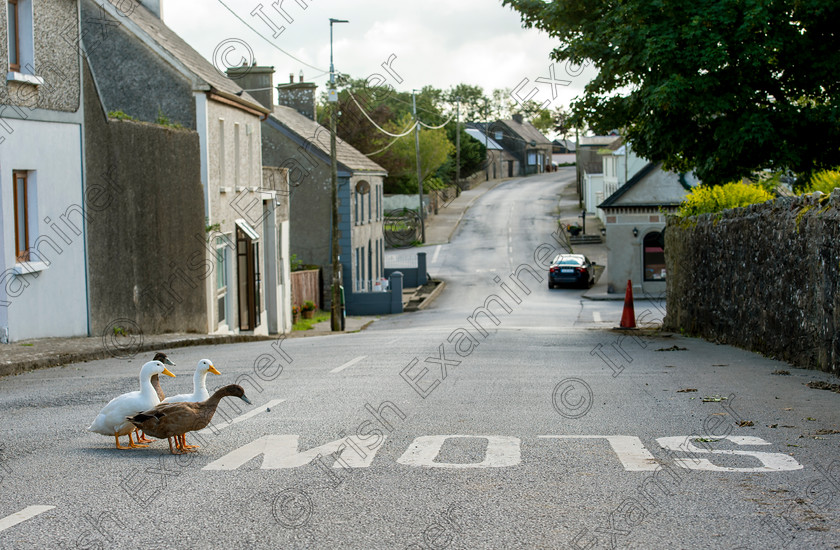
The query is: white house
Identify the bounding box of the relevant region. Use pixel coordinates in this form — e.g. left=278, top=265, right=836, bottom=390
left=0, top=0, right=88, bottom=342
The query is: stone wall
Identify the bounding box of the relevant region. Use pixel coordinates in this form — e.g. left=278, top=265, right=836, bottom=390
left=664, top=190, right=840, bottom=374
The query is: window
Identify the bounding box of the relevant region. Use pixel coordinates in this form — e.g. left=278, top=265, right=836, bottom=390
left=13, top=170, right=28, bottom=262
left=8, top=0, right=19, bottom=71
left=643, top=231, right=666, bottom=281
left=216, top=237, right=228, bottom=325
left=218, top=119, right=225, bottom=183
left=234, top=123, right=240, bottom=187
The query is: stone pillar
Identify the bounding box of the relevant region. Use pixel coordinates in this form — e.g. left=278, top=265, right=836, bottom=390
left=389, top=272, right=403, bottom=314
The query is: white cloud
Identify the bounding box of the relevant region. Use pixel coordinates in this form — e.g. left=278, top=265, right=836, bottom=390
left=163, top=0, right=595, bottom=113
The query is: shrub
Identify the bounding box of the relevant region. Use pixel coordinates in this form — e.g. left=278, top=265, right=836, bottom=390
left=301, top=300, right=316, bottom=312
left=677, top=182, right=773, bottom=217
left=804, top=170, right=840, bottom=195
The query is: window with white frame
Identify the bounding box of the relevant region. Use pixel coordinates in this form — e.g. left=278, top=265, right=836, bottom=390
left=216, top=236, right=229, bottom=325
left=7, top=0, right=33, bottom=76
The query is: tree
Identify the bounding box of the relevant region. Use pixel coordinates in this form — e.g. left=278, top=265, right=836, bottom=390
left=502, top=0, right=840, bottom=186
left=376, top=113, right=454, bottom=194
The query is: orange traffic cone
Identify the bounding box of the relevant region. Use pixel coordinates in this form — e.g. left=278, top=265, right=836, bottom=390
left=619, top=279, right=636, bottom=328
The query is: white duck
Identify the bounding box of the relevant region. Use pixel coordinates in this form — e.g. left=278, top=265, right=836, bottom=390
left=161, top=359, right=221, bottom=451
left=163, top=359, right=221, bottom=404
left=88, top=360, right=176, bottom=449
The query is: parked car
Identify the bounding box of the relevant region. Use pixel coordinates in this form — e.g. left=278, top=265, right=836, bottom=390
left=548, top=254, right=596, bottom=289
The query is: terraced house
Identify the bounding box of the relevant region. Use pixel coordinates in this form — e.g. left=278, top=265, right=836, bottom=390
left=0, top=0, right=87, bottom=342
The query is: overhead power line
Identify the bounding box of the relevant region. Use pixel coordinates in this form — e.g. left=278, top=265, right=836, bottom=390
left=216, top=0, right=328, bottom=75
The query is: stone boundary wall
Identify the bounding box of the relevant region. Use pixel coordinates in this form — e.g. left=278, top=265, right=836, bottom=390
left=664, top=190, right=840, bottom=374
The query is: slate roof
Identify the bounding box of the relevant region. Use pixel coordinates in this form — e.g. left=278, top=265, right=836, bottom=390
left=500, top=118, right=552, bottom=146
left=464, top=128, right=503, bottom=150
left=598, top=163, right=697, bottom=209
left=271, top=105, right=387, bottom=174
left=112, top=1, right=268, bottom=114
left=579, top=135, right=621, bottom=147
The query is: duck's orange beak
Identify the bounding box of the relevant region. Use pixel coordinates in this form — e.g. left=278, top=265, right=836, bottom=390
left=162, top=368, right=176, bottom=378
left=209, top=365, right=221, bottom=375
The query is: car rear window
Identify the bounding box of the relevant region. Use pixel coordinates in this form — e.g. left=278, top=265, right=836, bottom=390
left=555, top=258, right=583, bottom=265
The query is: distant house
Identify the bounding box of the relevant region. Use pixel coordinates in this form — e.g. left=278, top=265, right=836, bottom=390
left=471, top=115, right=553, bottom=177
left=464, top=127, right=518, bottom=181
left=235, top=67, right=389, bottom=313
left=598, top=163, right=699, bottom=296
left=0, top=0, right=87, bottom=342
left=81, top=0, right=291, bottom=336
left=552, top=138, right=576, bottom=166
left=583, top=137, right=649, bottom=222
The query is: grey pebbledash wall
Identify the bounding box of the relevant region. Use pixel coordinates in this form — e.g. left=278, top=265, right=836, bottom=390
left=664, top=190, right=840, bottom=375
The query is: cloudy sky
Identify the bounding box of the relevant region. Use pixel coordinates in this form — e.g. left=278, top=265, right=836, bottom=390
left=163, top=0, right=595, bottom=117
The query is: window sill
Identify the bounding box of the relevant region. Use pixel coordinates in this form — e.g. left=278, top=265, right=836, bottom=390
left=13, top=261, right=49, bottom=275
left=6, top=72, right=45, bottom=86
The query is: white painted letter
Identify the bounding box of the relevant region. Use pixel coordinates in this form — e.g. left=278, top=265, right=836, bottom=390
left=656, top=435, right=803, bottom=472
left=397, top=435, right=520, bottom=469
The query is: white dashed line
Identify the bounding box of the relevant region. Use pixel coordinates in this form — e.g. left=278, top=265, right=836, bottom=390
left=330, top=355, right=367, bottom=374
left=431, top=245, right=441, bottom=264
left=0, top=506, right=55, bottom=533
left=198, top=399, right=285, bottom=435
left=593, top=311, right=602, bottom=323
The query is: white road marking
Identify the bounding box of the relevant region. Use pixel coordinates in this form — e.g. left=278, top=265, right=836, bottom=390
left=540, top=435, right=659, bottom=471
left=203, top=434, right=382, bottom=470
left=330, top=355, right=367, bottom=374
left=657, top=435, right=803, bottom=472
left=593, top=311, right=602, bottom=323
left=198, top=399, right=285, bottom=435
left=397, top=435, right=521, bottom=469
left=431, top=245, right=441, bottom=264
left=0, top=506, right=55, bottom=533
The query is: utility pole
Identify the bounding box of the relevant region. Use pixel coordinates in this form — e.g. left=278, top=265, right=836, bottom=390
left=484, top=98, right=489, bottom=181
left=329, top=17, right=348, bottom=332
left=413, top=90, right=426, bottom=243
left=455, top=97, right=461, bottom=196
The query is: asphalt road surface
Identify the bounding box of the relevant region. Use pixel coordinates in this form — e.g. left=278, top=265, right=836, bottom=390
left=1, top=170, right=839, bottom=549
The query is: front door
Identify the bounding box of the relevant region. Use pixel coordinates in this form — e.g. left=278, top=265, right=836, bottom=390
left=237, top=226, right=261, bottom=331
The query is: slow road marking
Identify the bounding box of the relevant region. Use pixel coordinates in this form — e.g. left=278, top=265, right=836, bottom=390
left=0, top=506, right=55, bottom=533
left=330, top=356, right=367, bottom=374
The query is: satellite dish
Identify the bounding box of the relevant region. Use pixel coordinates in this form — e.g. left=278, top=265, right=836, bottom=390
left=530, top=140, right=536, bottom=146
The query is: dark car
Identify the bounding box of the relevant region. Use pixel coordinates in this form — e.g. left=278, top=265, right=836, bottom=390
left=548, top=254, right=596, bottom=289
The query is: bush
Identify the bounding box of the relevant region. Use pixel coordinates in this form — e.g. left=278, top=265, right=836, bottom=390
left=677, top=182, right=773, bottom=217
left=804, top=170, right=840, bottom=195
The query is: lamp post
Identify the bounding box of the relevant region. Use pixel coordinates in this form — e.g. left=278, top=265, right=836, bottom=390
left=329, top=17, right=348, bottom=332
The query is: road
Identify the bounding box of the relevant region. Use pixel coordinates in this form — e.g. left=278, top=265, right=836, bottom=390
left=1, top=170, right=839, bottom=549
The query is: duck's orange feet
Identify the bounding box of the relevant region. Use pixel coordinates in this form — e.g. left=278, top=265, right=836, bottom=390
left=114, top=434, right=131, bottom=450
left=136, top=430, right=154, bottom=444
left=179, top=434, right=199, bottom=450
left=127, top=431, right=149, bottom=448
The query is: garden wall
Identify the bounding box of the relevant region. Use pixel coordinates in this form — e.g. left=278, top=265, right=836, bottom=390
left=664, top=190, right=840, bottom=374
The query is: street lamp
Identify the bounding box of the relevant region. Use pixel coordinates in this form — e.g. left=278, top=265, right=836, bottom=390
left=329, top=17, right=348, bottom=332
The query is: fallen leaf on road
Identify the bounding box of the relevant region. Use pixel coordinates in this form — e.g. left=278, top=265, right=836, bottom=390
left=655, top=345, right=688, bottom=351
left=702, top=395, right=728, bottom=402
left=712, top=364, right=729, bottom=367
left=694, top=438, right=720, bottom=443
left=814, top=429, right=840, bottom=435
left=781, top=425, right=797, bottom=428
left=783, top=408, right=793, bottom=411
left=806, top=417, right=817, bottom=421
left=737, top=421, right=755, bottom=427
left=787, top=444, right=800, bottom=447
left=772, top=370, right=791, bottom=375
left=807, top=381, right=840, bottom=393
left=768, top=424, right=778, bottom=428
left=677, top=388, right=698, bottom=392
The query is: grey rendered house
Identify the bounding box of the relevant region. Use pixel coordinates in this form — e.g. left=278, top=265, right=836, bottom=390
left=0, top=0, right=87, bottom=342
left=598, top=163, right=699, bottom=296
left=80, top=0, right=291, bottom=336
left=235, top=67, right=388, bottom=313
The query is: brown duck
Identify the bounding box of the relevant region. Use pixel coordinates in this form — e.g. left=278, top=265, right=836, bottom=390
left=127, top=384, right=251, bottom=454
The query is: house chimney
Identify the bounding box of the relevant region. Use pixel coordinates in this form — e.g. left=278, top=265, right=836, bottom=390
left=139, top=0, right=162, bottom=18
left=289, top=73, right=294, bottom=84
left=276, top=75, right=317, bottom=120
left=225, top=64, right=276, bottom=111
left=512, top=113, right=524, bottom=124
